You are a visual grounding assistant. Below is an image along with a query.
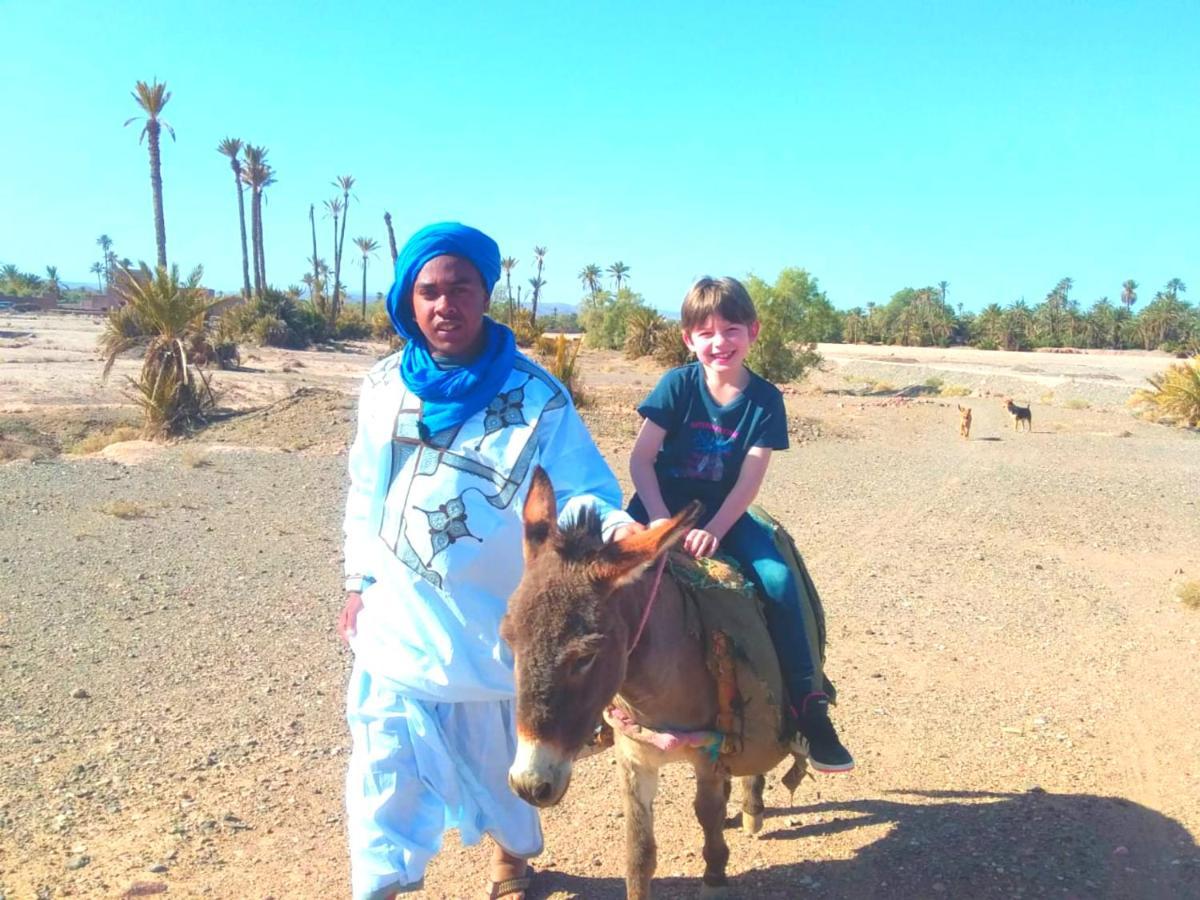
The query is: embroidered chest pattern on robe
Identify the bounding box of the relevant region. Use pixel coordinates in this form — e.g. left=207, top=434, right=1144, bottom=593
left=373, top=356, right=566, bottom=589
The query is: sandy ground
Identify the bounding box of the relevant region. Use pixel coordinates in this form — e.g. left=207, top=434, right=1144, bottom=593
left=1, top=312, right=1199, bottom=899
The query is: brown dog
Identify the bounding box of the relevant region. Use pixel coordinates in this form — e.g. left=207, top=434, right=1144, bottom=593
left=1004, top=398, right=1032, bottom=431
left=957, top=404, right=972, bottom=439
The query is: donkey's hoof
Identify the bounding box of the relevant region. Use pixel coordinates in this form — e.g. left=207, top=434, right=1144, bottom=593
left=699, top=882, right=732, bottom=899
left=741, top=812, right=763, bottom=836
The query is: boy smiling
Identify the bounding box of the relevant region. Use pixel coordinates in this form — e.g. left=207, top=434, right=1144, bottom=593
left=628, top=276, right=853, bottom=772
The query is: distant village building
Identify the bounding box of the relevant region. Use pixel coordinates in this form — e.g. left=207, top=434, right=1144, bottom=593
left=80, top=291, right=123, bottom=312
left=0, top=292, right=57, bottom=312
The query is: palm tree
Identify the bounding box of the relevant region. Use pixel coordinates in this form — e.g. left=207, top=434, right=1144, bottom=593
left=45, top=266, right=63, bottom=304
left=383, top=212, right=399, bottom=265
left=352, top=237, right=380, bottom=318
left=579, top=264, right=602, bottom=299
left=608, top=261, right=630, bottom=293
left=96, top=235, right=114, bottom=285
left=938, top=280, right=949, bottom=305
left=241, top=145, right=272, bottom=296
left=501, top=256, right=518, bottom=320
left=125, top=80, right=174, bottom=269
left=1164, top=278, right=1187, bottom=301
left=530, top=246, right=547, bottom=324
left=90, top=262, right=105, bottom=292
left=217, top=138, right=252, bottom=299
left=1121, top=279, right=1139, bottom=313
left=323, top=197, right=344, bottom=321
left=332, top=175, right=355, bottom=323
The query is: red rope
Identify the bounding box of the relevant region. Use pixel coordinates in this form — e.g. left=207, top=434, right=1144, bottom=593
left=628, top=555, right=668, bottom=655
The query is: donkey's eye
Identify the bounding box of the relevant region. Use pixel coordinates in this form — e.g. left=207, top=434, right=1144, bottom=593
left=568, top=653, right=598, bottom=678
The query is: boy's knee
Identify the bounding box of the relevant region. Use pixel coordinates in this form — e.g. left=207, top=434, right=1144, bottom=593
left=752, top=558, right=796, bottom=604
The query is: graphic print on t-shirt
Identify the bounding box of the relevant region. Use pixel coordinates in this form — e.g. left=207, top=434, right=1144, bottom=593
left=672, top=420, right=739, bottom=482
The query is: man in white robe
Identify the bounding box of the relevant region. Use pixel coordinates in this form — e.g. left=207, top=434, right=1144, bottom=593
left=339, top=222, right=635, bottom=899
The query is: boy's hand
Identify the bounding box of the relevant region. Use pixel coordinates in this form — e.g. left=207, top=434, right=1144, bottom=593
left=338, top=591, right=363, bottom=643
left=684, top=528, right=720, bottom=558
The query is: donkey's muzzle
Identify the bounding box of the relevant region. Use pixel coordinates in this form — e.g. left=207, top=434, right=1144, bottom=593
left=508, top=738, right=572, bottom=808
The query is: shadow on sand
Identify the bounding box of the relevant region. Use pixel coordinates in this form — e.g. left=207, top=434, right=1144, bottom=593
left=534, top=789, right=1198, bottom=899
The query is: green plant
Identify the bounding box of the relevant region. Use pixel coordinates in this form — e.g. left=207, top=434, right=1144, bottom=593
left=1130, top=356, right=1200, bottom=427
left=939, top=384, right=971, bottom=397
left=923, top=376, right=944, bottom=390
left=508, top=308, right=543, bottom=348
left=652, top=326, right=692, bottom=368
left=99, top=264, right=222, bottom=437
left=623, top=307, right=666, bottom=359
left=543, top=334, right=586, bottom=406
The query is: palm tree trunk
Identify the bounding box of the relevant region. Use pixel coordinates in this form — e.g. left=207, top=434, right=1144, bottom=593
left=361, top=256, right=368, bottom=319
left=251, top=189, right=262, bottom=298
left=334, top=195, right=349, bottom=322
left=235, top=176, right=251, bottom=298
left=330, top=214, right=340, bottom=322
left=310, top=205, right=320, bottom=305
left=384, top=212, right=398, bottom=265
left=257, top=192, right=266, bottom=292
left=147, top=121, right=168, bottom=269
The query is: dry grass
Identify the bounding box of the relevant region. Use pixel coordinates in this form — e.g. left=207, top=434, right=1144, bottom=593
left=69, top=426, right=142, bottom=455
left=1065, top=398, right=1091, bottom=410
left=939, top=384, right=971, bottom=397
left=180, top=448, right=213, bottom=468
left=1176, top=580, right=1200, bottom=610
left=98, top=500, right=148, bottom=520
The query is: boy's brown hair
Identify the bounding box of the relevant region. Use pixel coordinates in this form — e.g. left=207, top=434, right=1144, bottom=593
left=680, top=277, right=758, bottom=332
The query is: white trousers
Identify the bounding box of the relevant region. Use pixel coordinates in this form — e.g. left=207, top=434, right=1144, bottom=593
left=345, top=663, right=543, bottom=899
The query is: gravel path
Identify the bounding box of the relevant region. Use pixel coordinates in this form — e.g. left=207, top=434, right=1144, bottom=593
left=2, top=337, right=1199, bottom=899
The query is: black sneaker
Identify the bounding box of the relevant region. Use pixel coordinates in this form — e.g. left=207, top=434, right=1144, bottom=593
left=795, top=693, right=855, bottom=773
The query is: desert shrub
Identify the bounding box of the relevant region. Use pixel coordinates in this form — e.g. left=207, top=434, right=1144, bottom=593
left=69, top=426, right=142, bottom=454
left=1065, top=398, right=1090, bottom=410
left=543, top=334, right=586, bottom=406
left=1177, top=580, right=1200, bottom=610
left=99, top=500, right=148, bottom=519
left=923, top=376, right=945, bottom=391
left=371, top=307, right=394, bottom=340
left=1130, top=356, right=1200, bottom=427
left=100, top=264, right=222, bottom=437
left=508, top=308, right=543, bottom=348
left=581, top=288, right=651, bottom=350
left=939, top=383, right=971, bottom=397
left=744, top=274, right=824, bottom=384
left=333, top=311, right=373, bottom=341
left=652, top=326, right=692, bottom=368
left=220, top=289, right=330, bottom=349
left=623, top=307, right=665, bottom=359
left=872, top=380, right=896, bottom=393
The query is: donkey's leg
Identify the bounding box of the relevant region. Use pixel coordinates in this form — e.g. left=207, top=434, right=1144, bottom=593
left=739, top=774, right=766, bottom=836
left=694, top=767, right=732, bottom=897
left=619, top=751, right=660, bottom=900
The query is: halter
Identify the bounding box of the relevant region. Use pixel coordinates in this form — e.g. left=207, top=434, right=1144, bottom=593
left=627, top=555, right=668, bottom=655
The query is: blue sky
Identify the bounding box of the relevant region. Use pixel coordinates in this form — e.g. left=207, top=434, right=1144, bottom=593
left=2, top=1, right=1196, bottom=313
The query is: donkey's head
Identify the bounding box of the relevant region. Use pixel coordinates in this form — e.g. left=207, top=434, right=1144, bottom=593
left=501, top=467, right=696, bottom=808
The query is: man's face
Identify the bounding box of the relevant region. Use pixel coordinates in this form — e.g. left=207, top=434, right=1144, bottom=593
left=411, top=255, right=490, bottom=356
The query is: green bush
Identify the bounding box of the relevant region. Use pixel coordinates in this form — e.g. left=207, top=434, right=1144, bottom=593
left=1131, top=356, right=1200, bottom=427
left=744, top=273, right=825, bottom=384
left=652, top=326, right=692, bottom=368
left=624, top=307, right=666, bottom=359
left=333, top=311, right=372, bottom=341
left=220, top=290, right=331, bottom=348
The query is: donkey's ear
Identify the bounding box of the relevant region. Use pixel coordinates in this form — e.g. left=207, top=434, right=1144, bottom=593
left=523, top=466, right=558, bottom=560
left=591, top=502, right=702, bottom=590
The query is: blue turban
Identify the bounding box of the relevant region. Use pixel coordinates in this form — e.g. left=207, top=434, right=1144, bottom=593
left=384, top=222, right=516, bottom=438
left=386, top=221, right=502, bottom=340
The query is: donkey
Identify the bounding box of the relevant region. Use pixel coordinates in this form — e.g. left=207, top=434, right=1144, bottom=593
left=501, top=468, right=800, bottom=899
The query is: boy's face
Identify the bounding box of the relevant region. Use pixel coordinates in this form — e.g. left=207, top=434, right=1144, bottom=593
left=411, top=254, right=491, bottom=357
left=682, top=314, right=759, bottom=373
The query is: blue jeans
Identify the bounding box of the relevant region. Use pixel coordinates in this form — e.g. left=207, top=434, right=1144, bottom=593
left=628, top=496, right=816, bottom=704
left=721, top=513, right=817, bottom=704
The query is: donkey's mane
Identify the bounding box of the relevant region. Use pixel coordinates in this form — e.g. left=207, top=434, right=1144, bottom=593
left=556, top=505, right=606, bottom=562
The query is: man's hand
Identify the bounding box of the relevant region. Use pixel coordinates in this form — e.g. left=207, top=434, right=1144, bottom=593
left=338, top=591, right=363, bottom=644
left=683, top=528, right=720, bottom=558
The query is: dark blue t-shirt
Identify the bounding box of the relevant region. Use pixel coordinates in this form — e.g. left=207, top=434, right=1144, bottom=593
left=633, top=362, right=789, bottom=521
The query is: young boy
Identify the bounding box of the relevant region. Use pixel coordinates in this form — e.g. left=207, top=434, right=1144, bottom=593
left=627, top=276, right=853, bottom=772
